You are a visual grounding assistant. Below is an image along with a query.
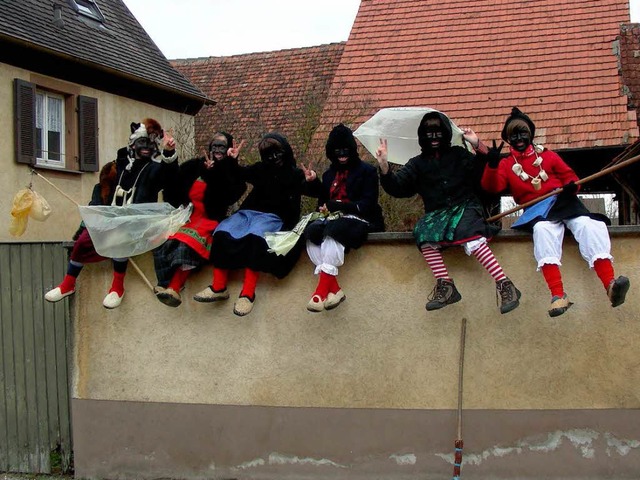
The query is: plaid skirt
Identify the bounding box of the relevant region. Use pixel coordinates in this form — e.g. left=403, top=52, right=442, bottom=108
left=153, top=239, right=205, bottom=287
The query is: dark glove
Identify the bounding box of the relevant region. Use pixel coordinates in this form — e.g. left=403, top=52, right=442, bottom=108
left=559, top=181, right=578, bottom=198
left=487, top=140, right=505, bottom=168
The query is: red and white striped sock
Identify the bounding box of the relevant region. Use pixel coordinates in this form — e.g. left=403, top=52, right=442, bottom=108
left=472, top=243, right=506, bottom=282
left=420, top=245, right=450, bottom=280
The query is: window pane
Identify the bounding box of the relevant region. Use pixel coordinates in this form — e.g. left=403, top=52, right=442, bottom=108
left=36, top=128, right=43, bottom=158
left=47, top=96, right=63, bottom=132
left=48, top=131, right=61, bottom=161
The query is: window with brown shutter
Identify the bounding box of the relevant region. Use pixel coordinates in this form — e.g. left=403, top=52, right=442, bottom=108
left=78, top=96, right=98, bottom=172
left=13, top=77, right=98, bottom=173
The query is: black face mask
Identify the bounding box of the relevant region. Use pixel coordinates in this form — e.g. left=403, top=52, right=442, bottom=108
left=132, top=137, right=156, bottom=159
left=508, top=130, right=531, bottom=152
left=262, top=148, right=285, bottom=166
left=334, top=148, right=351, bottom=158
left=209, top=142, right=228, bottom=156
left=422, top=128, right=444, bottom=150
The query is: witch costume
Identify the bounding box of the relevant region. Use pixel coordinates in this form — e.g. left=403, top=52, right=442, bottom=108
left=152, top=132, right=247, bottom=307
left=379, top=110, right=521, bottom=314
left=44, top=119, right=181, bottom=309
left=194, top=133, right=311, bottom=316
left=303, top=124, right=385, bottom=312
left=481, top=107, right=630, bottom=317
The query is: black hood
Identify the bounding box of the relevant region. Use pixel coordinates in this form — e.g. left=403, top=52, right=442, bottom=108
left=501, top=107, right=536, bottom=142
left=417, top=111, right=452, bottom=152
left=325, top=123, right=359, bottom=169
left=208, top=131, right=234, bottom=152
left=260, top=132, right=296, bottom=168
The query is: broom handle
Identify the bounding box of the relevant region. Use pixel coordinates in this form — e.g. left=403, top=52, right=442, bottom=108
left=457, top=318, right=467, bottom=440
left=486, top=153, right=640, bottom=223
left=31, top=170, right=155, bottom=292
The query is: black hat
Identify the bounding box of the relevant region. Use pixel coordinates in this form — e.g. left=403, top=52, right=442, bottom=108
left=501, top=107, right=536, bottom=142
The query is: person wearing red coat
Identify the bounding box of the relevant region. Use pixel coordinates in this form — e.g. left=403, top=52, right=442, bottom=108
left=481, top=107, right=630, bottom=317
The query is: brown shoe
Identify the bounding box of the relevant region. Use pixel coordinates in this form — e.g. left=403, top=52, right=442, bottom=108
left=193, top=286, right=230, bottom=303
left=496, top=278, right=521, bottom=314
left=548, top=293, right=573, bottom=317
left=426, top=279, right=462, bottom=311
left=607, top=276, right=630, bottom=307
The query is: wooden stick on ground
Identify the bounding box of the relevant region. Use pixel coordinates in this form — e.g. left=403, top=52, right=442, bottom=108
left=452, top=317, right=467, bottom=480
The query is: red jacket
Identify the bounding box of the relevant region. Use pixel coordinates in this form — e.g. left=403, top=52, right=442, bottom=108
left=481, top=146, right=578, bottom=204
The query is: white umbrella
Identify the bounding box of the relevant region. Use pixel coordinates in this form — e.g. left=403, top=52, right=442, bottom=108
left=79, top=202, right=192, bottom=258
left=353, top=107, right=472, bottom=165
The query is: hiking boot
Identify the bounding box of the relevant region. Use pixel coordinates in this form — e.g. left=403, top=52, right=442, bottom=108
left=607, top=276, right=630, bottom=308
left=193, top=286, right=230, bottom=303
left=426, top=278, right=462, bottom=311
left=496, top=278, right=521, bottom=314
left=548, top=293, right=573, bottom=317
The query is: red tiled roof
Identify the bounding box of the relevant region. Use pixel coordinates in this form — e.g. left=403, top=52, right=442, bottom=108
left=619, top=23, right=640, bottom=111
left=172, top=43, right=345, bottom=157
left=313, top=0, right=639, bottom=156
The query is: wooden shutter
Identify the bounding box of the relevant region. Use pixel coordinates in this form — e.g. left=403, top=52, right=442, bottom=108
left=14, top=79, right=36, bottom=164
left=78, top=95, right=98, bottom=172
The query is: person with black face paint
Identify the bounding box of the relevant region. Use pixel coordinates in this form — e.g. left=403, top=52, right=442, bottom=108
left=194, top=133, right=315, bottom=316
left=153, top=132, right=247, bottom=307
left=375, top=111, right=521, bottom=314
left=481, top=107, right=630, bottom=317
left=301, top=124, right=385, bottom=312
left=45, top=119, right=182, bottom=309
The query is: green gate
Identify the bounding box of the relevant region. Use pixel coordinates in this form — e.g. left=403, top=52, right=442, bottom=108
left=0, top=243, right=72, bottom=474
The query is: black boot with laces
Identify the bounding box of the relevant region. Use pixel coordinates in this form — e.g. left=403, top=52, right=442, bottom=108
left=426, top=278, right=462, bottom=311
left=496, top=278, right=521, bottom=314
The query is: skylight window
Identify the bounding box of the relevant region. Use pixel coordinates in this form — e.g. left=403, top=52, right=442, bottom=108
left=68, top=0, right=105, bottom=23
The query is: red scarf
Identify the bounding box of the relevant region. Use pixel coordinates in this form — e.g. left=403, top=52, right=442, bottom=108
left=329, top=170, right=349, bottom=201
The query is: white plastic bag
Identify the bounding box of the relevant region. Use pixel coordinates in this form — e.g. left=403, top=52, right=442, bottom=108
left=353, top=107, right=471, bottom=165
left=78, top=202, right=192, bottom=258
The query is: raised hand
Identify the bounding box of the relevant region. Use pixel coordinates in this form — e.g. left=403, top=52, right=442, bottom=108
left=202, top=148, right=214, bottom=169
left=461, top=127, right=479, bottom=148
left=227, top=139, right=246, bottom=159
left=162, top=128, right=176, bottom=151
left=300, top=161, right=317, bottom=182
left=487, top=140, right=505, bottom=168
left=375, top=138, right=389, bottom=174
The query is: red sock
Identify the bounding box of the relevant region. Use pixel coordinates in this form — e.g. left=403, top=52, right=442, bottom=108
left=541, top=264, right=564, bottom=298
left=240, top=268, right=259, bottom=299
left=169, top=268, right=190, bottom=292
left=328, top=274, right=341, bottom=294
left=313, top=271, right=334, bottom=299
left=593, top=258, right=615, bottom=290
left=109, top=271, right=126, bottom=296
left=212, top=268, right=229, bottom=292
left=58, top=274, right=77, bottom=294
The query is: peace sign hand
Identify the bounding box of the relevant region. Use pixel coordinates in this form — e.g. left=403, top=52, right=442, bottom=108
left=300, top=161, right=317, bottom=182
left=227, top=139, right=246, bottom=159
left=375, top=138, right=389, bottom=174
left=202, top=148, right=214, bottom=169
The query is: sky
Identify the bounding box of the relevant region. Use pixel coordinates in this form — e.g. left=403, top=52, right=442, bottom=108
left=123, top=0, right=640, bottom=60
left=122, top=0, right=361, bottom=59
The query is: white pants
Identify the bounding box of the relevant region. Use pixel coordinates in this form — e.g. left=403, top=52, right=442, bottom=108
left=306, top=237, right=345, bottom=276
left=532, top=216, right=612, bottom=270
